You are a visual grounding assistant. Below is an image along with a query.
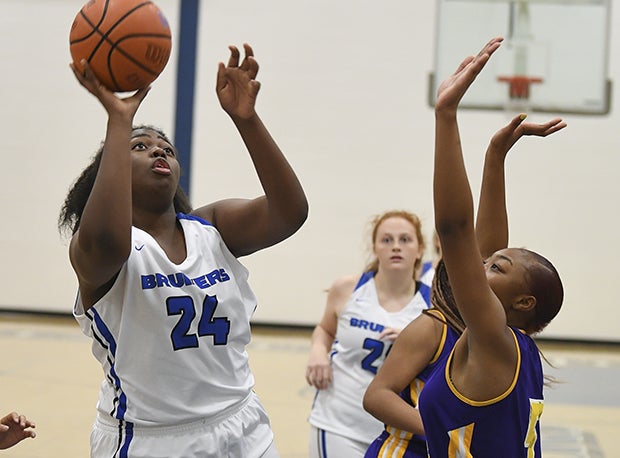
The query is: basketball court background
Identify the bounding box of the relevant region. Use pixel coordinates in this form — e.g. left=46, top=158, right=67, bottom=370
left=0, top=0, right=618, bottom=343
left=0, top=4, right=616, bottom=456
left=0, top=315, right=617, bottom=457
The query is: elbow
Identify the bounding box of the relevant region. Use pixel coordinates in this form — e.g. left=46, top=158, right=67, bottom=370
left=295, top=196, right=309, bottom=226
left=362, top=387, right=376, bottom=416
left=435, top=218, right=470, bottom=241
left=281, top=201, right=309, bottom=237
left=362, top=394, right=371, bottom=415
left=293, top=200, right=309, bottom=231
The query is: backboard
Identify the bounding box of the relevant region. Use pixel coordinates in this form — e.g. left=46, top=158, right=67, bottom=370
left=429, top=0, right=612, bottom=114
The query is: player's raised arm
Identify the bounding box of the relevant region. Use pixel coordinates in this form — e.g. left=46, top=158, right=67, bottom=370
left=433, top=37, right=508, bottom=344
left=68, top=60, right=151, bottom=299
left=475, top=114, right=566, bottom=258
left=195, top=44, right=308, bottom=257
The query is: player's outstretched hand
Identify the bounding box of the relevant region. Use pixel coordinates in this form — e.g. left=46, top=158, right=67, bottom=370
left=0, top=411, right=36, bottom=450
left=489, top=114, right=567, bottom=159
left=216, top=43, right=261, bottom=120
left=435, top=37, right=504, bottom=115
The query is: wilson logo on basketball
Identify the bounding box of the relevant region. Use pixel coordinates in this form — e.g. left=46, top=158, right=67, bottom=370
left=146, top=44, right=171, bottom=66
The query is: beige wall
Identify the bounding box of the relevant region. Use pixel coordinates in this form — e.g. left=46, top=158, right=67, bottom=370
left=1, top=0, right=618, bottom=342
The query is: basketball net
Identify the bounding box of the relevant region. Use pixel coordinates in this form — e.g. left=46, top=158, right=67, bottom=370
left=498, top=0, right=542, bottom=114
left=497, top=75, right=543, bottom=113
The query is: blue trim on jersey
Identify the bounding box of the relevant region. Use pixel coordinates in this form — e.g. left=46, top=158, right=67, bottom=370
left=329, top=339, right=338, bottom=361
left=118, top=421, right=133, bottom=458
left=355, top=271, right=431, bottom=307
left=418, top=282, right=431, bottom=307
left=90, top=309, right=128, bottom=421
left=419, top=261, right=433, bottom=306
left=354, top=271, right=375, bottom=290
left=177, top=212, right=212, bottom=226
left=320, top=428, right=327, bottom=458
left=91, top=310, right=117, bottom=354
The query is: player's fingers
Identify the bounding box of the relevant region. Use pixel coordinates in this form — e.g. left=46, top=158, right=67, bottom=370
left=513, top=113, right=527, bottom=126
left=454, top=56, right=474, bottom=75
left=543, top=120, right=567, bottom=136
left=470, top=37, right=502, bottom=75
left=245, top=56, right=259, bottom=80
left=544, top=118, right=566, bottom=130
left=305, top=367, right=316, bottom=385
left=477, top=36, right=503, bottom=62
left=500, top=114, right=527, bottom=137
left=70, top=61, right=89, bottom=85
left=132, top=86, right=151, bottom=104
left=215, top=62, right=228, bottom=90
left=227, top=45, right=240, bottom=67
left=315, top=369, right=328, bottom=390
left=249, top=80, right=261, bottom=98
left=243, top=43, right=255, bottom=59
left=479, top=36, right=503, bottom=56
left=319, top=366, right=328, bottom=382
left=522, top=118, right=566, bottom=137
left=536, top=118, right=566, bottom=136
left=79, top=60, right=97, bottom=81
left=69, top=62, right=81, bottom=77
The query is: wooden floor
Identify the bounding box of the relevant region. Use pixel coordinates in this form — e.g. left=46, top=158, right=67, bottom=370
left=1, top=314, right=619, bottom=457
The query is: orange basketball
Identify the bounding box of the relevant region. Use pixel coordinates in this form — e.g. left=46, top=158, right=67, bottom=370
left=69, top=0, right=172, bottom=92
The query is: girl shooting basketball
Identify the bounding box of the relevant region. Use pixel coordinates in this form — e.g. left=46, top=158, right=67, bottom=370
left=60, top=44, right=307, bottom=458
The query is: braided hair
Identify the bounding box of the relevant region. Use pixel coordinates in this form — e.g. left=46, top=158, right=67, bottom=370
left=423, top=258, right=465, bottom=335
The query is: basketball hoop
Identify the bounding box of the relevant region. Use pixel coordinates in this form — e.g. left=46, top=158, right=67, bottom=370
left=497, top=75, right=543, bottom=100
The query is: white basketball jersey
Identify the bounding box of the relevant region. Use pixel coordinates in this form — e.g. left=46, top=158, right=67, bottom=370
left=74, top=214, right=257, bottom=426
left=308, top=269, right=433, bottom=443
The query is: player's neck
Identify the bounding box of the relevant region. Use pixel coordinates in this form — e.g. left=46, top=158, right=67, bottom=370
left=374, top=269, right=417, bottom=299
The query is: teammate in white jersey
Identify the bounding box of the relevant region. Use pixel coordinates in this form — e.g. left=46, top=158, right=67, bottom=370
left=59, top=44, right=308, bottom=458
left=306, top=210, right=432, bottom=457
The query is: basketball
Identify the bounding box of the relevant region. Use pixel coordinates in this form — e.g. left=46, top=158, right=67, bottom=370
left=69, top=0, right=172, bottom=92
